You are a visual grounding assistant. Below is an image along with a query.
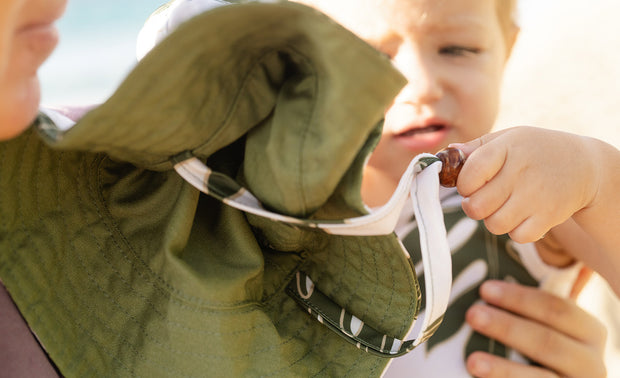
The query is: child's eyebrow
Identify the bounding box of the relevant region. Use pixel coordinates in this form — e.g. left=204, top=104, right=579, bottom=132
left=420, top=17, right=488, bottom=34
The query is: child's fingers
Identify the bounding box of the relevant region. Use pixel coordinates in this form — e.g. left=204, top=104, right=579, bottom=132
left=456, top=141, right=507, bottom=198
left=466, top=351, right=559, bottom=378
left=483, top=209, right=546, bottom=244
left=466, top=303, right=606, bottom=378
left=471, top=182, right=564, bottom=243
left=449, top=128, right=513, bottom=157
left=463, top=182, right=530, bottom=238
left=507, top=215, right=553, bottom=244
left=460, top=166, right=513, bottom=222
left=452, top=129, right=521, bottom=198
left=478, top=281, right=607, bottom=345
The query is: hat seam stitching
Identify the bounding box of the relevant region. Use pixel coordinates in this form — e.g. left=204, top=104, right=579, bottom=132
left=89, top=159, right=332, bottom=359
left=292, top=45, right=318, bottom=216
left=316, top=236, right=414, bottom=338
left=63, top=154, right=305, bottom=368
left=85, top=160, right=354, bottom=370
left=91, top=157, right=269, bottom=309
left=70, top=154, right=187, bottom=375
left=189, top=49, right=287, bottom=165
left=5, top=144, right=132, bottom=376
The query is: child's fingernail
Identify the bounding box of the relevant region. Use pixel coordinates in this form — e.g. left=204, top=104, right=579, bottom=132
left=471, top=356, right=491, bottom=376
left=481, top=281, right=503, bottom=300
left=468, top=306, right=491, bottom=328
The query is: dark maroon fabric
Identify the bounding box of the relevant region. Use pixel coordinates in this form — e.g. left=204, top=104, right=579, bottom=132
left=0, top=282, right=58, bottom=378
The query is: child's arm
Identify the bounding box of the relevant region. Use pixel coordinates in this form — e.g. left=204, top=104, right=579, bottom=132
left=452, top=127, right=620, bottom=296
left=465, top=280, right=607, bottom=378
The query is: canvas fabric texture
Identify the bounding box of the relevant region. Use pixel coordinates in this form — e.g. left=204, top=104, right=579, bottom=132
left=0, top=2, right=445, bottom=377
left=172, top=152, right=454, bottom=356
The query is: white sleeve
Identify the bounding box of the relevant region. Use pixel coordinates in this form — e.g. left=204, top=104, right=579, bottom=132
left=509, top=240, right=582, bottom=297
left=39, top=107, right=76, bottom=131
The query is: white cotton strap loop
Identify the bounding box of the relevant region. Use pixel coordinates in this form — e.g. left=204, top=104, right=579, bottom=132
left=409, top=162, right=452, bottom=346
left=173, top=154, right=440, bottom=236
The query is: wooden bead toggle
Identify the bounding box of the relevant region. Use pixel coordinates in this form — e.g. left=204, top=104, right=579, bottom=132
left=436, top=147, right=466, bottom=187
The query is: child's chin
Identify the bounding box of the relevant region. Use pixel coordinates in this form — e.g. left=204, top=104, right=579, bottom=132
left=0, top=80, right=41, bottom=140
left=0, top=114, right=35, bottom=140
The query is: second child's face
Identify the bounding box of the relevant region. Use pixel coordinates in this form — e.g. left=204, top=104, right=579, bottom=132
left=294, top=0, right=513, bottom=185
left=0, top=0, right=67, bottom=140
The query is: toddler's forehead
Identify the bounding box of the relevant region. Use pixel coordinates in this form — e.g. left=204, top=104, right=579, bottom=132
left=294, top=0, right=502, bottom=38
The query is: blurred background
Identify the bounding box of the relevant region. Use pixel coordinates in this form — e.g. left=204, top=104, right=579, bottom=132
left=40, top=0, right=164, bottom=105
left=497, top=0, right=620, bottom=148
left=40, top=0, right=619, bottom=375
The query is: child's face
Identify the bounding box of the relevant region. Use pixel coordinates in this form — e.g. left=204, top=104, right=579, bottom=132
left=0, top=0, right=67, bottom=140
left=293, top=0, right=514, bottom=184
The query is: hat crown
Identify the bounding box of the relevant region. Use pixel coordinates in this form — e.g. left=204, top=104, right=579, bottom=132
left=0, top=2, right=433, bottom=376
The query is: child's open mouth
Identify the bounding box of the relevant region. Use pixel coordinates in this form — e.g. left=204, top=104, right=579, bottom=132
left=394, top=124, right=449, bottom=152
left=397, top=124, right=446, bottom=137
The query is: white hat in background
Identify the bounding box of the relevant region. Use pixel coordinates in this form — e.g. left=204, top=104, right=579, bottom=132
left=136, top=0, right=232, bottom=60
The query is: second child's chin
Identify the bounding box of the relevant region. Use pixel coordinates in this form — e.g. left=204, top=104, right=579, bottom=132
left=0, top=78, right=41, bottom=140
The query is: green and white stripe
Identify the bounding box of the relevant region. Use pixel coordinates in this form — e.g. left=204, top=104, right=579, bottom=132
left=173, top=153, right=440, bottom=236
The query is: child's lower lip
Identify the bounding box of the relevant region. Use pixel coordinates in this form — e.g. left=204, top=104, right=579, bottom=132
left=394, top=126, right=449, bottom=152
left=18, top=23, right=59, bottom=52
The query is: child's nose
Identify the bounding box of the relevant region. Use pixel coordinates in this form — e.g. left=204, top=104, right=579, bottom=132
left=393, top=46, right=443, bottom=105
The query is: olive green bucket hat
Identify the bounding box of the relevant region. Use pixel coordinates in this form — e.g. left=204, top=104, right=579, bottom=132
left=0, top=1, right=452, bottom=376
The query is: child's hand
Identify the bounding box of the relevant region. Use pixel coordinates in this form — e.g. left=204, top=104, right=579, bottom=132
left=452, top=126, right=598, bottom=244
left=452, top=126, right=620, bottom=296
left=465, top=281, right=607, bottom=378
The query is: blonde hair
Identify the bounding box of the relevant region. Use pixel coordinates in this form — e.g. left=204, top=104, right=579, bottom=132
left=497, top=0, right=518, bottom=35
left=496, top=0, right=519, bottom=55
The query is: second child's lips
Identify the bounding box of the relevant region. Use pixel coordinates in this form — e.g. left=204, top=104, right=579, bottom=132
left=15, top=23, right=60, bottom=72
left=17, top=23, right=59, bottom=45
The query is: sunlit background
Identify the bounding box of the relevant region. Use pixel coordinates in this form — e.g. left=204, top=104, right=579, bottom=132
left=39, top=0, right=619, bottom=375
left=40, top=0, right=545, bottom=107
left=40, top=0, right=164, bottom=105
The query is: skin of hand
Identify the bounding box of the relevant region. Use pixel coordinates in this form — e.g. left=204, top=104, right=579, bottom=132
left=453, top=126, right=620, bottom=296
left=465, top=280, right=607, bottom=378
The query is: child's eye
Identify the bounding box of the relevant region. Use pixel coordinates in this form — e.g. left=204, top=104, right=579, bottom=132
left=439, top=46, right=480, bottom=57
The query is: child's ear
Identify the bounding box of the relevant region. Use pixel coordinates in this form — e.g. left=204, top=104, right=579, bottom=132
left=505, top=24, right=520, bottom=60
